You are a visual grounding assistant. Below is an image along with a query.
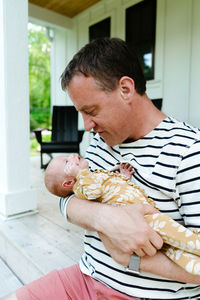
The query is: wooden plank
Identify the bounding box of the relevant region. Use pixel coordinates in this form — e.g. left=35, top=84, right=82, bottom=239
left=0, top=155, right=85, bottom=284
left=0, top=257, right=22, bottom=298
left=0, top=214, right=84, bottom=284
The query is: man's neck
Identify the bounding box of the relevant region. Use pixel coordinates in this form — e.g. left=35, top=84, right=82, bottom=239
left=128, top=95, right=167, bottom=141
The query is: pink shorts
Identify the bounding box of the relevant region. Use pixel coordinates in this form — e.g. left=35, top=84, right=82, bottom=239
left=16, top=264, right=137, bottom=300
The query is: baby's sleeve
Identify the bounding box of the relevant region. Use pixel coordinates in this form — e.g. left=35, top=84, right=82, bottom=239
left=74, top=169, right=103, bottom=200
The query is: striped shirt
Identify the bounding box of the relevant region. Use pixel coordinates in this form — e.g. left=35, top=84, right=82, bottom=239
left=60, top=117, right=200, bottom=299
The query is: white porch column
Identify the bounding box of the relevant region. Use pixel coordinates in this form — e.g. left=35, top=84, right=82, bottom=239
left=0, top=0, right=37, bottom=220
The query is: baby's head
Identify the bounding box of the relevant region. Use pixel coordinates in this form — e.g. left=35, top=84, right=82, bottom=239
left=44, top=154, right=88, bottom=197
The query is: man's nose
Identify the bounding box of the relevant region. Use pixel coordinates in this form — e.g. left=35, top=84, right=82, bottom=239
left=83, top=115, right=95, bottom=132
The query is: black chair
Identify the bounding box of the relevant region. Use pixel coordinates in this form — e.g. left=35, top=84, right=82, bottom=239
left=152, top=98, right=162, bottom=110
left=33, top=106, right=84, bottom=168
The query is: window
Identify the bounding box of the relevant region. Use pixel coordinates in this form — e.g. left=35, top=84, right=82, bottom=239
left=89, top=17, right=111, bottom=42
left=126, top=0, right=156, bottom=80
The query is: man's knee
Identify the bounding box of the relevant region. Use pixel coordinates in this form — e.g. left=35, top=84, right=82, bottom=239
left=0, top=293, right=18, bottom=300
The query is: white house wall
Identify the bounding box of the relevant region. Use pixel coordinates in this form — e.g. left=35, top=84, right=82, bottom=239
left=188, top=0, right=200, bottom=127
left=73, top=0, right=200, bottom=128
left=162, top=0, right=192, bottom=123
left=73, top=0, right=165, bottom=130
left=28, top=0, right=200, bottom=128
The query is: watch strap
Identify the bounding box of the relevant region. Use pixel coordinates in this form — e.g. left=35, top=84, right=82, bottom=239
left=125, top=253, right=140, bottom=274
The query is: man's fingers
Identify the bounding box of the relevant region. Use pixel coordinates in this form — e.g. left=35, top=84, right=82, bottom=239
left=128, top=204, right=163, bottom=254
left=149, top=229, right=163, bottom=250
left=133, top=228, right=163, bottom=256
left=142, top=203, right=159, bottom=215
left=134, top=233, right=163, bottom=257
left=141, top=204, right=164, bottom=250
left=142, top=241, right=159, bottom=256
left=134, top=249, right=146, bottom=257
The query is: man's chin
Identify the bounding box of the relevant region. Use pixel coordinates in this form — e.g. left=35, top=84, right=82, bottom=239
left=103, top=138, right=118, bottom=147
left=98, top=133, right=121, bottom=147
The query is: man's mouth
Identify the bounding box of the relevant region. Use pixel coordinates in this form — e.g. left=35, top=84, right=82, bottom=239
left=94, top=130, right=104, bottom=135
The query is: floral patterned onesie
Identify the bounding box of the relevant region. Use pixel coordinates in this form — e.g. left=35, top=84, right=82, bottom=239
left=73, top=168, right=200, bottom=275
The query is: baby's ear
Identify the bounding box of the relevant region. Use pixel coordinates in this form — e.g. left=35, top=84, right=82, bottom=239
left=62, top=178, right=76, bottom=188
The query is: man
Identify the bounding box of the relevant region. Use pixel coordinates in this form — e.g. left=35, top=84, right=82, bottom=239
left=4, top=38, right=200, bottom=299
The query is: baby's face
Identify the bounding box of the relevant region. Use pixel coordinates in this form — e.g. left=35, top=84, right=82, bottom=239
left=63, top=154, right=88, bottom=178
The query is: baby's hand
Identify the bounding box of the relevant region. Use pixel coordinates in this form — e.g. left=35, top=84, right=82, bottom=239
left=119, top=163, right=134, bottom=179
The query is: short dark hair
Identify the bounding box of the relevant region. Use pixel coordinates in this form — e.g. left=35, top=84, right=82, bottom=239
left=61, top=37, right=146, bottom=95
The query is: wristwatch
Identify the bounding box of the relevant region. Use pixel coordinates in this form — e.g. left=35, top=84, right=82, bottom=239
left=125, top=253, right=141, bottom=274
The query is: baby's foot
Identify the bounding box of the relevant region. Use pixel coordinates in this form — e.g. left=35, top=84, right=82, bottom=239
left=119, top=163, right=134, bottom=179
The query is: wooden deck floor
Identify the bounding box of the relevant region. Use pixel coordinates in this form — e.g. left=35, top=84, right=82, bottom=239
left=0, top=155, right=84, bottom=297
left=0, top=257, right=23, bottom=297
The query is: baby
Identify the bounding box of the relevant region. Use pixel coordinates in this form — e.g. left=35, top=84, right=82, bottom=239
left=45, top=154, right=200, bottom=275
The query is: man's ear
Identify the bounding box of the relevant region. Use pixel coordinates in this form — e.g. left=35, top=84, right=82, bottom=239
left=62, top=178, right=76, bottom=188
left=119, top=76, right=135, bottom=101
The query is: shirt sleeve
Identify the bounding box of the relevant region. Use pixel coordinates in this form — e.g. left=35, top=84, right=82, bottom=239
left=176, top=140, right=200, bottom=230
left=59, top=194, right=74, bottom=220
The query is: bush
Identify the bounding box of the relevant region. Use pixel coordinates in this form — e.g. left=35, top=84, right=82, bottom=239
left=28, top=23, right=51, bottom=132
left=30, top=107, right=51, bottom=131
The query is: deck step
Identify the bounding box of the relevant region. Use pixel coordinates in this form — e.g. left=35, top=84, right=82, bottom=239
left=0, top=256, right=23, bottom=297
left=0, top=213, right=84, bottom=285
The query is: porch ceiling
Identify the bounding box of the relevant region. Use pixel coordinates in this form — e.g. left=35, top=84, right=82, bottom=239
left=28, top=0, right=101, bottom=18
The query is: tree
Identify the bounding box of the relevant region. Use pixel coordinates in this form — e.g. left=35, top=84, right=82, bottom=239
left=28, top=23, right=51, bottom=131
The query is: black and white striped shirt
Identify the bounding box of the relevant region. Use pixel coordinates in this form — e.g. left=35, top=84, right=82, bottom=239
left=60, top=117, right=200, bottom=299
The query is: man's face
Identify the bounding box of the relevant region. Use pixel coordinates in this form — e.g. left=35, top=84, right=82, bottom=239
left=67, top=74, right=133, bottom=146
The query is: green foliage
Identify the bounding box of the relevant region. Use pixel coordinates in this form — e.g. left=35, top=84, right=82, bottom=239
left=28, top=23, right=51, bottom=131
left=30, top=107, right=51, bottom=130
left=30, top=136, right=40, bottom=156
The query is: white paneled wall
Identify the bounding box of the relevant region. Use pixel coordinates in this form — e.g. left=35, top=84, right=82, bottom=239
left=188, top=0, right=200, bottom=127
left=73, top=0, right=200, bottom=127
left=162, top=0, right=192, bottom=121
left=29, top=0, right=200, bottom=127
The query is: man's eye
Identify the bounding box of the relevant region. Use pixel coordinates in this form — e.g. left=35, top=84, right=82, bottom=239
left=86, top=110, right=94, bottom=115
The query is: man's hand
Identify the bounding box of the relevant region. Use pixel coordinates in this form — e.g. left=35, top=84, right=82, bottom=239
left=97, top=203, right=163, bottom=265
left=99, top=232, right=131, bottom=266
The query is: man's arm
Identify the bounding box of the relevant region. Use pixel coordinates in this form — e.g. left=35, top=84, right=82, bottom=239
left=141, top=251, right=200, bottom=284
left=66, top=196, right=200, bottom=283
left=67, top=197, right=162, bottom=256
left=99, top=231, right=200, bottom=284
